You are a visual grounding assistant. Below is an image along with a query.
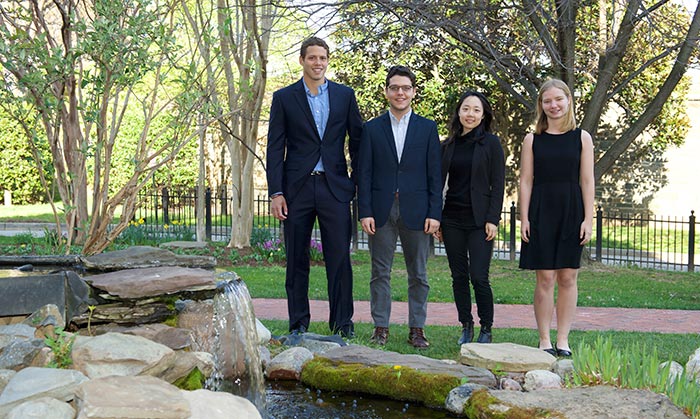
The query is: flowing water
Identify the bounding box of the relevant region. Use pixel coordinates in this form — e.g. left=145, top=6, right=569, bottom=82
left=207, top=271, right=267, bottom=414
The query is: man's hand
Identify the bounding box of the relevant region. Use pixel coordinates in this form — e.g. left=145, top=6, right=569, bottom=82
left=424, top=218, right=440, bottom=235
left=270, top=195, right=288, bottom=221
left=485, top=222, right=498, bottom=241
left=361, top=217, right=376, bottom=236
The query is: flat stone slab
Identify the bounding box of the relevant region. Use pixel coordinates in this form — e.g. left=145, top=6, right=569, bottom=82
left=460, top=342, right=556, bottom=372
left=0, top=271, right=90, bottom=321
left=85, top=267, right=216, bottom=299
left=320, top=345, right=496, bottom=387
left=82, top=246, right=215, bottom=271
left=481, top=386, right=691, bottom=419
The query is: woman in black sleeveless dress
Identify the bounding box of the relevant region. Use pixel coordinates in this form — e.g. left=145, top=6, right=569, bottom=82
left=519, top=79, right=595, bottom=357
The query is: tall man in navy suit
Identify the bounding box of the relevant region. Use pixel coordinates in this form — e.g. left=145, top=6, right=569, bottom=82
left=266, top=37, right=363, bottom=337
left=357, top=65, right=442, bottom=348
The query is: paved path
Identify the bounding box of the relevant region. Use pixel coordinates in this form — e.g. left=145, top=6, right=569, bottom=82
left=253, top=298, right=700, bottom=334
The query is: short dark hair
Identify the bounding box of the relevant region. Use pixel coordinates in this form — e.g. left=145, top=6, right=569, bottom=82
left=300, top=37, right=330, bottom=58
left=385, top=65, right=416, bottom=87
left=447, top=91, right=494, bottom=143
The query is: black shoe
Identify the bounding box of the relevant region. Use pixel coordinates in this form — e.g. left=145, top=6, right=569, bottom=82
left=458, top=323, right=474, bottom=345
left=542, top=347, right=557, bottom=356
left=557, top=348, right=572, bottom=357
left=290, top=325, right=307, bottom=335
left=476, top=330, right=492, bottom=343
left=340, top=329, right=355, bottom=339
left=334, top=325, right=355, bottom=339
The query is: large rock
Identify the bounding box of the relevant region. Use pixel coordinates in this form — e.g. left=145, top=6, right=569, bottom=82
left=6, top=396, right=75, bottom=419
left=475, top=386, right=691, bottom=419
left=74, top=375, right=191, bottom=418
left=460, top=342, right=556, bottom=372
left=0, top=339, right=45, bottom=370
left=71, top=332, right=175, bottom=379
left=322, top=345, right=496, bottom=387
left=82, top=246, right=215, bottom=271
left=0, top=367, right=88, bottom=417
left=0, top=324, right=35, bottom=350
left=181, top=389, right=262, bottom=419
left=85, top=266, right=217, bottom=299
left=266, top=347, right=314, bottom=381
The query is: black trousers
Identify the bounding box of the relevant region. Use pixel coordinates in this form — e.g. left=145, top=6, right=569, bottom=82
left=283, top=173, right=354, bottom=334
left=441, top=216, right=494, bottom=329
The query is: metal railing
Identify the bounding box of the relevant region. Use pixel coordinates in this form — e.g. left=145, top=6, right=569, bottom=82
left=135, top=188, right=698, bottom=272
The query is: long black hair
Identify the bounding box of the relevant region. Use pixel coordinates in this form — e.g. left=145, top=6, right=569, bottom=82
left=445, top=91, right=494, bottom=145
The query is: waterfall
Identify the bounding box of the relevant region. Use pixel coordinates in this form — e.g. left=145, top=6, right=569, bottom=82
left=206, top=271, right=267, bottom=415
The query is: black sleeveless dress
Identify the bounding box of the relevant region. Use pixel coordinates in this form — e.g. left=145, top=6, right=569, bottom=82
left=519, top=129, right=584, bottom=270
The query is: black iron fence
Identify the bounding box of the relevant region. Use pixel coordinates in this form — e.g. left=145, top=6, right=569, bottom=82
left=135, top=187, right=698, bottom=272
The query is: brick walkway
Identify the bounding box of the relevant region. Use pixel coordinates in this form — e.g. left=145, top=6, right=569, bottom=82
left=253, top=298, right=700, bottom=334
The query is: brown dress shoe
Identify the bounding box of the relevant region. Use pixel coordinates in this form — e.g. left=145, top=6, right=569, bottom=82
left=408, top=327, right=430, bottom=349
left=370, top=326, right=389, bottom=345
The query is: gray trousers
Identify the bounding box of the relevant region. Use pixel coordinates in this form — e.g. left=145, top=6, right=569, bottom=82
left=368, top=197, right=431, bottom=328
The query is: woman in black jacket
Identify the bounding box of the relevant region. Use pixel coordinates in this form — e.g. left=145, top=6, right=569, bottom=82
left=436, top=91, right=505, bottom=344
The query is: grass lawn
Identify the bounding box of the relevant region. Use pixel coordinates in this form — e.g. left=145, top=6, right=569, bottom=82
left=231, top=250, right=700, bottom=310
left=231, top=250, right=700, bottom=364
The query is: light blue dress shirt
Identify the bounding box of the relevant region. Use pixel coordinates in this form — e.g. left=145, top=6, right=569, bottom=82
left=304, top=79, right=330, bottom=172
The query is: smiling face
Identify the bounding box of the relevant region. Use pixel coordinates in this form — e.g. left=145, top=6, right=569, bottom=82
left=299, top=45, right=328, bottom=84
left=385, top=75, right=415, bottom=117
left=458, top=95, right=485, bottom=134
left=540, top=86, right=571, bottom=121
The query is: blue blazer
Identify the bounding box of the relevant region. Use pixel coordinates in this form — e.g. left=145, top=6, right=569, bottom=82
left=357, top=111, right=442, bottom=231
left=440, top=131, right=505, bottom=225
left=266, top=79, right=363, bottom=203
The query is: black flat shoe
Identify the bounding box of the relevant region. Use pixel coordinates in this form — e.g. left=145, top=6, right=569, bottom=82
left=557, top=348, right=572, bottom=357
left=542, top=348, right=557, bottom=356
left=458, top=323, right=474, bottom=345
left=476, top=330, right=492, bottom=343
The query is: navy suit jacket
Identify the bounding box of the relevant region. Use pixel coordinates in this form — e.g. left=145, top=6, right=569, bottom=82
left=440, top=132, right=506, bottom=225
left=266, top=79, right=363, bottom=203
left=357, top=111, right=442, bottom=231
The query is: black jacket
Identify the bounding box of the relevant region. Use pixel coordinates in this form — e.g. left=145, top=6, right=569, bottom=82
left=440, top=132, right=505, bottom=226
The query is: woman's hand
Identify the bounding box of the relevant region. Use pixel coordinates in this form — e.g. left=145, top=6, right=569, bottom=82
left=580, top=220, right=592, bottom=245
left=521, top=219, right=530, bottom=243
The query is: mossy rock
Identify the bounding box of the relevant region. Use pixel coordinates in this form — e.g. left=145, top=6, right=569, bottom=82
left=301, top=358, right=460, bottom=407
left=173, top=367, right=206, bottom=390
left=464, top=389, right=565, bottom=419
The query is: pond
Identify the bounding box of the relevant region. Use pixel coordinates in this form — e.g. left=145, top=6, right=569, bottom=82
left=265, top=381, right=453, bottom=419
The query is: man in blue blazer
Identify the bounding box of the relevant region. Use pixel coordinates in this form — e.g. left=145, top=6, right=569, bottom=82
left=266, top=37, right=363, bottom=337
left=357, top=65, right=442, bottom=348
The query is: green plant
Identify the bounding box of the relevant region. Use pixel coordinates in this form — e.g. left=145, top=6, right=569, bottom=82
left=44, top=327, right=76, bottom=369
left=86, top=305, right=97, bottom=336
left=572, top=336, right=700, bottom=417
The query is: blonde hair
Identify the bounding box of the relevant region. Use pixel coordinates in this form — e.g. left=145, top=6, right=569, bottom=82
left=534, top=78, right=576, bottom=134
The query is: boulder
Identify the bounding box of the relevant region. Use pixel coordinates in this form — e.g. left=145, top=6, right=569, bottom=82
left=82, top=246, right=215, bottom=271
left=460, top=342, right=556, bottom=372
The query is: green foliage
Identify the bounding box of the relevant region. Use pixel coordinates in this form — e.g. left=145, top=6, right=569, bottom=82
left=0, top=109, right=52, bottom=204
left=111, top=218, right=195, bottom=248
left=44, top=327, right=76, bottom=369
left=330, top=1, right=694, bottom=205
left=572, top=336, right=700, bottom=418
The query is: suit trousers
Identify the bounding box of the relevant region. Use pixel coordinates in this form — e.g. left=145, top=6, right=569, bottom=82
left=368, top=196, right=430, bottom=328
left=283, top=174, right=354, bottom=334
left=441, top=216, right=494, bottom=329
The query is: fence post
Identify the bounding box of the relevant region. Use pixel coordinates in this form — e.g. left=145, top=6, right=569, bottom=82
left=689, top=210, right=695, bottom=273
left=162, top=188, right=170, bottom=225
left=596, top=206, right=603, bottom=262
left=509, top=202, right=516, bottom=261
left=205, top=188, right=212, bottom=241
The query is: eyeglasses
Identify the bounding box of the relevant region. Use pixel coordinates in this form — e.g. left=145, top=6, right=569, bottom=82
left=387, top=85, right=413, bottom=93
